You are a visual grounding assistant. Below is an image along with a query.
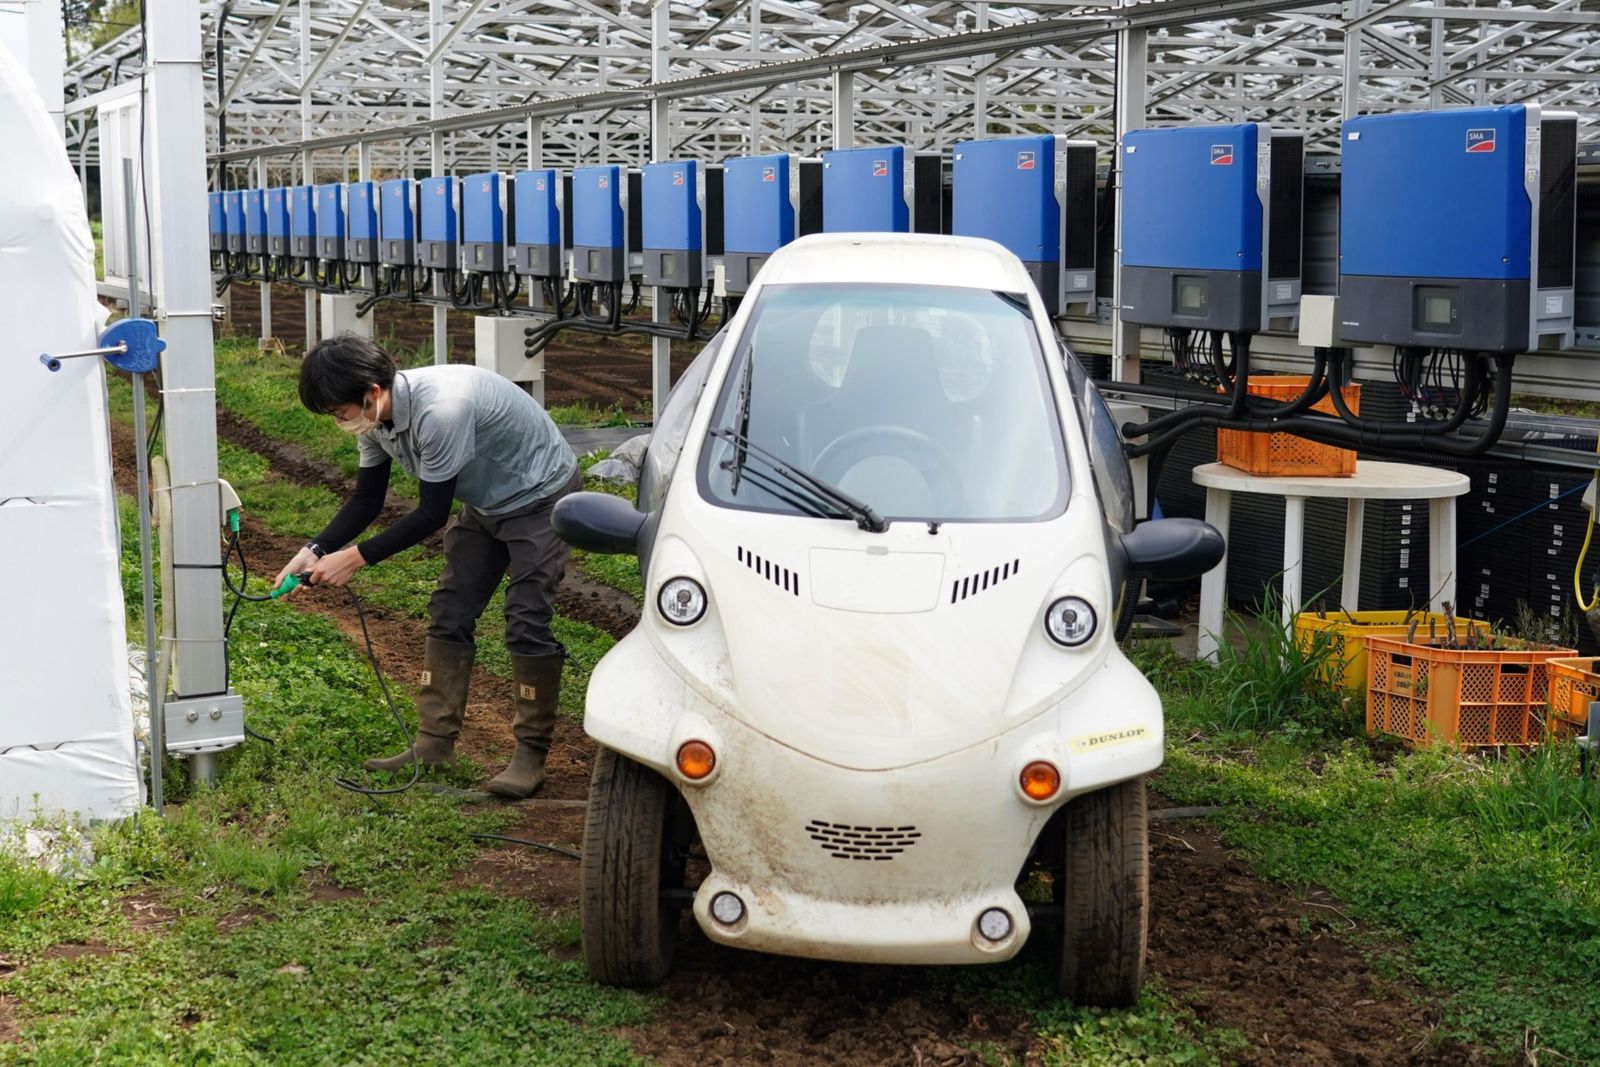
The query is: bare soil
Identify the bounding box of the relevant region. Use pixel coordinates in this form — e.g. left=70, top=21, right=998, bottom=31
left=221, top=280, right=699, bottom=412
left=105, top=331, right=1498, bottom=1065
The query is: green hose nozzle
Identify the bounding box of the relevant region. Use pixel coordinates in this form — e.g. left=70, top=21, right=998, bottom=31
left=271, top=573, right=302, bottom=599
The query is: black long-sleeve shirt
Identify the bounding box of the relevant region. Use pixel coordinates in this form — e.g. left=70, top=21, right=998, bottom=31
left=311, top=458, right=458, bottom=564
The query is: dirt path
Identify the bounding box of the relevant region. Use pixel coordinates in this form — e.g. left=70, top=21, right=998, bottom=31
left=109, top=364, right=1492, bottom=1065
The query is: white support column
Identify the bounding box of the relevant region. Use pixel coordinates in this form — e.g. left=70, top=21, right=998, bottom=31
left=832, top=71, right=855, bottom=149
left=1341, top=0, right=1366, bottom=119
left=430, top=0, right=448, bottom=366
left=1341, top=498, right=1366, bottom=612
left=527, top=116, right=543, bottom=314
left=1429, top=498, right=1457, bottom=614
left=1197, top=487, right=1232, bottom=662
left=357, top=139, right=375, bottom=311
left=254, top=155, right=273, bottom=347
left=299, top=0, right=315, bottom=346
left=1428, top=15, right=1445, bottom=110
left=18, top=0, right=66, bottom=137
left=974, top=3, right=989, bottom=136
left=146, top=0, right=233, bottom=754
left=1110, top=17, right=1146, bottom=385
left=1281, top=496, right=1306, bottom=628
left=650, top=0, right=673, bottom=419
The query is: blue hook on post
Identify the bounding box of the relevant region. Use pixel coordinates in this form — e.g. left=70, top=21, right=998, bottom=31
left=39, top=318, right=166, bottom=373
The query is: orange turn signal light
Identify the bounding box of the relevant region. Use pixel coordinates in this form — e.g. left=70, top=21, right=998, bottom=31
left=1019, top=760, right=1061, bottom=801
left=676, top=740, right=717, bottom=780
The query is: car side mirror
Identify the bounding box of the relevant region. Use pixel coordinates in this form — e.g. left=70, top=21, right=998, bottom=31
left=1120, top=518, right=1225, bottom=581
left=552, top=492, right=646, bottom=555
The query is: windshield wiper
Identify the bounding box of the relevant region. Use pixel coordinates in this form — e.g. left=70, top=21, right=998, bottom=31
left=728, top=348, right=754, bottom=493
left=710, top=427, right=889, bottom=533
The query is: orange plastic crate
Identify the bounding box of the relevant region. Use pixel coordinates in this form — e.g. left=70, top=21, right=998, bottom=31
left=1547, top=656, right=1600, bottom=732
left=1365, top=635, right=1577, bottom=749
left=1216, top=375, right=1360, bottom=477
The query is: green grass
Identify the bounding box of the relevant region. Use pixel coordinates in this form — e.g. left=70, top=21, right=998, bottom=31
left=546, top=400, right=645, bottom=427
left=91, top=219, right=103, bottom=280
left=0, top=509, right=647, bottom=1063
left=1136, top=615, right=1600, bottom=1062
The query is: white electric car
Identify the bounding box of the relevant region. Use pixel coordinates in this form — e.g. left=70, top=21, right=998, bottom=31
left=554, top=232, right=1223, bottom=1006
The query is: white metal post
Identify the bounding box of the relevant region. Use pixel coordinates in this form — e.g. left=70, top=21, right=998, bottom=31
left=256, top=154, right=272, bottom=345
left=430, top=0, right=448, bottom=365
left=20, top=0, right=66, bottom=138
left=1110, top=18, right=1146, bottom=385
left=974, top=3, right=989, bottom=136
left=832, top=71, right=854, bottom=149
left=1342, top=0, right=1366, bottom=119
left=650, top=0, right=673, bottom=419
left=147, top=0, right=232, bottom=779
left=299, top=0, right=315, bottom=346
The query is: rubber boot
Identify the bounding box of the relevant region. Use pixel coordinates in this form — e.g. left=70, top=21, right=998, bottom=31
left=485, top=651, right=563, bottom=798
left=364, top=637, right=475, bottom=771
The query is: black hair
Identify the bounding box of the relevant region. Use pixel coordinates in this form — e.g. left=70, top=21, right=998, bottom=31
left=298, top=333, right=397, bottom=414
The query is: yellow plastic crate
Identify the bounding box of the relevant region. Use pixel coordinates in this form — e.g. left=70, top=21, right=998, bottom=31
left=1295, top=610, right=1491, bottom=691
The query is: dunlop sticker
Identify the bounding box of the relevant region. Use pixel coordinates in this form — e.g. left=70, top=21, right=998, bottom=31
left=1070, top=725, right=1152, bottom=754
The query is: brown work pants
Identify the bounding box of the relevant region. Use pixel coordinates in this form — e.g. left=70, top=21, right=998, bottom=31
left=425, top=471, right=581, bottom=657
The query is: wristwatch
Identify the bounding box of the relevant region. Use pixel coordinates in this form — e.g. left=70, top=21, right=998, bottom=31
left=306, top=542, right=327, bottom=559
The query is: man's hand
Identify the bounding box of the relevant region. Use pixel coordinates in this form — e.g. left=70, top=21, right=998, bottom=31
left=309, top=545, right=366, bottom=588
left=274, top=546, right=320, bottom=595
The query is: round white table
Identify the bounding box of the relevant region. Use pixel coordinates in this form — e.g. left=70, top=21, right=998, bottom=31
left=1191, top=461, right=1471, bottom=662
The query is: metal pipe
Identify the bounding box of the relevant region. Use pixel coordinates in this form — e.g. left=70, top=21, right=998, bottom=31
left=125, top=157, right=163, bottom=814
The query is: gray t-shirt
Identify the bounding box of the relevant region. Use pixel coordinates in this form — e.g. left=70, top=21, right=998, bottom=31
left=358, top=365, right=576, bottom=515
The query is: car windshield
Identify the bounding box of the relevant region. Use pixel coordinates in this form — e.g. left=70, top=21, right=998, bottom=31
left=698, top=283, right=1070, bottom=524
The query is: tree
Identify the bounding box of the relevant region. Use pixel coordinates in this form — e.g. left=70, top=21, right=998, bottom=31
left=62, top=0, right=142, bottom=62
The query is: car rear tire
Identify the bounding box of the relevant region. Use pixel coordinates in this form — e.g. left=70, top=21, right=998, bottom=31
left=1056, top=775, right=1148, bottom=1007
left=581, top=746, right=691, bottom=987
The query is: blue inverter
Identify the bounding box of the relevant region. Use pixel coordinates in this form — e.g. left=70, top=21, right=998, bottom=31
left=265, top=187, right=290, bottom=257
left=346, top=180, right=379, bottom=265
left=1339, top=104, right=1577, bottom=354
left=640, top=160, right=704, bottom=287
left=379, top=179, right=415, bottom=267
left=209, top=192, right=226, bottom=253
left=462, top=172, right=505, bottom=273
left=419, top=176, right=458, bottom=270
left=315, top=182, right=345, bottom=261
left=823, top=145, right=908, bottom=233
left=952, top=135, right=1098, bottom=316
left=721, top=153, right=823, bottom=295
left=573, top=165, right=626, bottom=284
left=289, top=185, right=317, bottom=259
left=223, top=190, right=245, bottom=254
left=243, top=188, right=268, bottom=255
left=1120, top=123, right=1303, bottom=333
left=510, top=169, right=561, bottom=278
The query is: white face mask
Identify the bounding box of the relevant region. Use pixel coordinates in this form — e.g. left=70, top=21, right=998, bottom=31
left=335, top=393, right=377, bottom=436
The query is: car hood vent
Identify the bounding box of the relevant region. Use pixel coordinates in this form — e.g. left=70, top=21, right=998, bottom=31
left=951, top=559, right=1021, bottom=603
left=737, top=545, right=800, bottom=595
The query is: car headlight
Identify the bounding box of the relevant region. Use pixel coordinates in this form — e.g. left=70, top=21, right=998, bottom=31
left=657, top=577, right=708, bottom=626
left=1044, top=596, right=1096, bottom=647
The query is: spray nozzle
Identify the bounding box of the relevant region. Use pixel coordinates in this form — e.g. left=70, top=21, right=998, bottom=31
left=271, top=573, right=303, bottom=599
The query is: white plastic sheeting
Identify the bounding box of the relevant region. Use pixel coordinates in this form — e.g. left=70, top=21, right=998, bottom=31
left=0, top=41, right=142, bottom=823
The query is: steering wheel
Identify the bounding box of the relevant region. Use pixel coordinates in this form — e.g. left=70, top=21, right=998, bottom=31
left=812, top=426, right=961, bottom=513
